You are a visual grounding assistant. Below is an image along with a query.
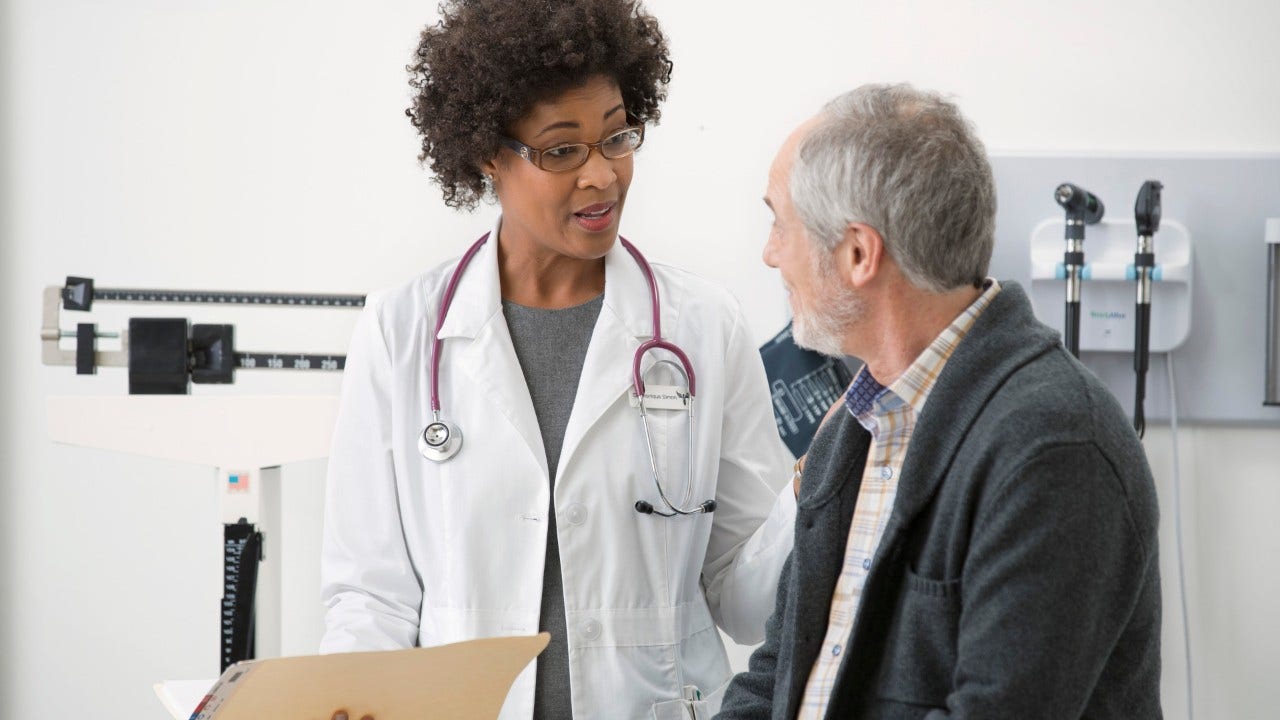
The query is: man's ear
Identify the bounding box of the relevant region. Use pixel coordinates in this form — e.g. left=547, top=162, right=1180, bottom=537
left=834, top=222, right=885, bottom=289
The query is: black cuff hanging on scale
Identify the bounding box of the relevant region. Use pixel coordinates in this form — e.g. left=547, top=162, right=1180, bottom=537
left=222, top=519, right=263, bottom=672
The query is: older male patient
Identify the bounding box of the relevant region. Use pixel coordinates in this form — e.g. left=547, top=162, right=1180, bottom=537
left=717, top=84, right=1162, bottom=719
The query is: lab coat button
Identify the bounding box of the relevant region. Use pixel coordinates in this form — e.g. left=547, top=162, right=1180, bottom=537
left=880, top=466, right=893, bottom=480
left=581, top=618, right=602, bottom=640
left=565, top=503, right=587, bottom=526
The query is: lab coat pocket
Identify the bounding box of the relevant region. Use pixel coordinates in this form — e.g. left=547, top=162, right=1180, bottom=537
left=649, top=675, right=730, bottom=720
left=651, top=697, right=691, bottom=720
left=872, top=567, right=961, bottom=708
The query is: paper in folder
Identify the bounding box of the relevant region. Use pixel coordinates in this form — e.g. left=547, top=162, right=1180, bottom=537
left=176, top=633, right=549, bottom=720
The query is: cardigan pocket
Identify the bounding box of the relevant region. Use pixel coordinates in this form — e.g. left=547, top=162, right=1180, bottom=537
left=871, top=567, right=961, bottom=708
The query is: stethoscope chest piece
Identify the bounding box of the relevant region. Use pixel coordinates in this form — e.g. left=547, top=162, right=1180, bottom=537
left=419, top=419, right=463, bottom=462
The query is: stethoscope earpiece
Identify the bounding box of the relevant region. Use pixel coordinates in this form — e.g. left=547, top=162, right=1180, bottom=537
left=632, top=498, right=715, bottom=518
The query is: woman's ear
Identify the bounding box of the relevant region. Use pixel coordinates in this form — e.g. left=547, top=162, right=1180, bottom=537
left=479, top=156, right=501, bottom=196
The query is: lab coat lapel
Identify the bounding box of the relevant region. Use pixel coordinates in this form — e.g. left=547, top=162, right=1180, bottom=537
left=437, top=227, right=549, bottom=479
left=556, top=238, right=655, bottom=480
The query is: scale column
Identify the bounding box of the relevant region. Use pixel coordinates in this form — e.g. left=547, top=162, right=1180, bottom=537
left=218, top=466, right=282, bottom=669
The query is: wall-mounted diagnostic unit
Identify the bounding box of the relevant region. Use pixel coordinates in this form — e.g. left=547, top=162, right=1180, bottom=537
left=1030, top=202, right=1192, bottom=355
left=989, top=155, right=1280, bottom=425
left=1031, top=181, right=1190, bottom=436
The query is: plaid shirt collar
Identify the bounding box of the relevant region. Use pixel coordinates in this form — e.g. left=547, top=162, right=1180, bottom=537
left=844, top=279, right=1001, bottom=426
left=844, top=370, right=889, bottom=418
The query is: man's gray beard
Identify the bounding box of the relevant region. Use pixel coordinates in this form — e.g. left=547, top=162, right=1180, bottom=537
left=791, top=258, right=864, bottom=358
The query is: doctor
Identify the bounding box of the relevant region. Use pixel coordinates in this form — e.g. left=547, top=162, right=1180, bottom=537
left=319, top=1, right=797, bottom=719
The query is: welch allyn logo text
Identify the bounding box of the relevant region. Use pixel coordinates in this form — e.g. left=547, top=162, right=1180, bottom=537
left=1090, top=310, right=1127, bottom=320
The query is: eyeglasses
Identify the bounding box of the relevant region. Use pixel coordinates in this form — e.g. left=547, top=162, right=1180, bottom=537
left=499, top=126, right=645, bottom=173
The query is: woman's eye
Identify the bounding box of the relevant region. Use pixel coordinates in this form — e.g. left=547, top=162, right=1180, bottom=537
left=605, top=130, right=635, bottom=148
left=545, top=145, right=581, bottom=159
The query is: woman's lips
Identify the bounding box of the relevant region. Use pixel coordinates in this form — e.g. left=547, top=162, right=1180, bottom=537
left=573, top=202, right=617, bottom=232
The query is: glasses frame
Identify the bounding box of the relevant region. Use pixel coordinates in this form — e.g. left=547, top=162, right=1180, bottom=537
left=499, top=125, right=646, bottom=173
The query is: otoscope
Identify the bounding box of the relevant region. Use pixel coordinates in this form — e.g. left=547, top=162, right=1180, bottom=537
left=1055, top=183, right=1105, bottom=357
left=1132, top=180, right=1163, bottom=437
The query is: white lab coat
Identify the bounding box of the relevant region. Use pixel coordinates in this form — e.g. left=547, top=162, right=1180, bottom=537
left=320, top=219, right=796, bottom=719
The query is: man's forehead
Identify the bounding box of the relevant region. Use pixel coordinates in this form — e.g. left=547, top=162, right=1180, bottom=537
left=789, top=114, right=824, bottom=150
left=768, top=115, right=822, bottom=194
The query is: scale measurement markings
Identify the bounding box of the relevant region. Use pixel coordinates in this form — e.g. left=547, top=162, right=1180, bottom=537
left=235, top=353, right=345, bottom=371
left=93, top=288, right=366, bottom=307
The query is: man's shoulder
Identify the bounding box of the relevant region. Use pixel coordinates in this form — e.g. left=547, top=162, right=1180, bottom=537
left=976, top=345, right=1133, bottom=449
left=940, top=284, right=1132, bottom=460
left=951, top=342, right=1156, bottom=521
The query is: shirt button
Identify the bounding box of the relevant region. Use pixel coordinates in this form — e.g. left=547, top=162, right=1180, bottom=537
left=832, top=644, right=842, bottom=656
left=564, top=503, right=587, bottom=526
left=880, top=466, right=893, bottom=480
left=581, top=618, right=602, bottom=640
left=862, top=558, right=872, bottom=571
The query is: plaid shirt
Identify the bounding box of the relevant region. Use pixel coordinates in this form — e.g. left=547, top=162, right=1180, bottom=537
left=796, top=280, right=1001, bottom=719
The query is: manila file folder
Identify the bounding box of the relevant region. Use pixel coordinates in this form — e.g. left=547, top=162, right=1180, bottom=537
left=186, top=633, right=549, bottom=720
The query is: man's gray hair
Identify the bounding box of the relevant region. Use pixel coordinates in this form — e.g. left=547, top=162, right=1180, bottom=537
left=790, top=83, right=997, bottom=292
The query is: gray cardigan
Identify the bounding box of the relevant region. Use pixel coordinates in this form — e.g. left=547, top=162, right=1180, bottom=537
left=717, top=282, right=1162, bottom=720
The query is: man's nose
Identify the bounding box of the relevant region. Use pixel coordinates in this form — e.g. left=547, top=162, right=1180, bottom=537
left=762, top=236, right=780, bottom=268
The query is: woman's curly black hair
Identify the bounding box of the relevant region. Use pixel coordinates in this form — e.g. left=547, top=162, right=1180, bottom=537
left=407, top=0, right=673, bottom=210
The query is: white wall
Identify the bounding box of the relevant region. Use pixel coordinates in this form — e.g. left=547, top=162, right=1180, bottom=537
left=1, top=0, right=16, bottom=711
left=3, top=1, right=1279, bottom=718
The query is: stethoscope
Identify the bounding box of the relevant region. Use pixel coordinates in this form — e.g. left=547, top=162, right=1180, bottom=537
left=418, top=232, right=716, bottom=517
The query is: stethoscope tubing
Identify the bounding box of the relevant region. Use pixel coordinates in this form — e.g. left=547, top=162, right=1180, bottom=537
left=617, top=238, right=697, bottom=397
left=636, top=361, right=697, bottom=513
left=429, top=232, right=697, bottom=408
left=430, top=232, right=492, bottom=417
left=422, top=231, right=712, bottom=516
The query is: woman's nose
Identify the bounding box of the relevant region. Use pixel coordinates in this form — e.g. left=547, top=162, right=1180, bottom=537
left=576, top=149, right=618, bottom=190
